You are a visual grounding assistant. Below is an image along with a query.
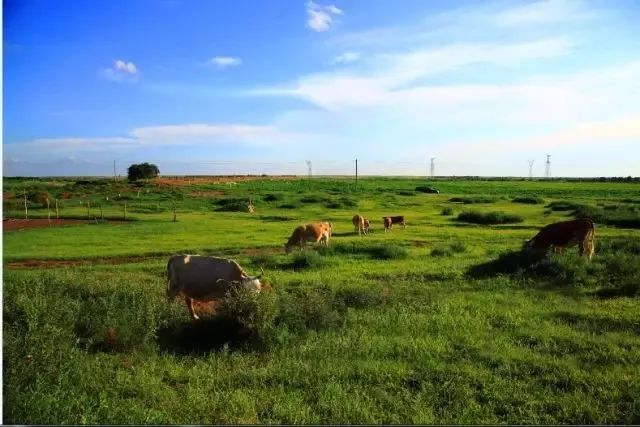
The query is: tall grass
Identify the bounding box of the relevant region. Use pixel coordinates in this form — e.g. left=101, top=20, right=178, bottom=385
left=457, top=210, right=523, bottom=224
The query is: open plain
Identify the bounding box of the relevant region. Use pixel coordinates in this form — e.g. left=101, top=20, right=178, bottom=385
left=3, top=176, right=640, bottom=424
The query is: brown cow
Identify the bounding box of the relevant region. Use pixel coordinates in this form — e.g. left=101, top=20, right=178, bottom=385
left=285, top=223, right=330, bottom=253
left=524, top=218, right=595, bottom=260
left=383, top=215, right=406, bottom=232
left=352, top=214, right=367, bottom=235
left=363, top=218, right=371, bottom=234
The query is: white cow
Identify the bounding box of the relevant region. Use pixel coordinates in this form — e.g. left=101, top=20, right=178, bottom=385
left=166, top=255, right=263, bottom=321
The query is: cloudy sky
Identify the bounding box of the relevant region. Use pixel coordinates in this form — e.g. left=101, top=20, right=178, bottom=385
left=3, top=0, right=640, bottom=177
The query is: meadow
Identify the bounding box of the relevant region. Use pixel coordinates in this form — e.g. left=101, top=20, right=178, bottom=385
left=3, top=176, right=640, bottom=424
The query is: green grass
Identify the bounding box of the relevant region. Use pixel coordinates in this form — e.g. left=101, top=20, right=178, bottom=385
left=3, top=176, right=640, bottom=424
left=457, top=210, right=524, bottom=224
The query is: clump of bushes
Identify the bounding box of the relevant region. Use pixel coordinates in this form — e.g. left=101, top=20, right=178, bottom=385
left=512, top=196, right=545, bottom=204
left=300, top=195, right=324, bottom=204
left=441, top=207, right=454, bottom=216
left=290, top=251, right=328, bottom=270
left=457, top=210, right=523, bottom=224
left=416, top=186, right=439, bottom=194
left=574, top=205, right=640, bottom=229
left=370, top=244, right=408, bottom=260
left=449, top=196, right=498, bottom=204
left=317, top=242, right=408, bottom=260
left=215, top=197, right=254, bottom=212
left=546, top=201, right=586, bottom=211
left=263, top=194, right=281, bottom=202
left=431, top=241, right=467, bottom=257
left=325, top=196, right=357, bottom=209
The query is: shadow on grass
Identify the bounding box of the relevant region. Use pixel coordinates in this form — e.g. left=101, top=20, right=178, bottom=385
left=157, top=316, right=252, bottom=356
left=553, top=311, right=640, bottom=334
left=466, top=250, right=541, bottom=279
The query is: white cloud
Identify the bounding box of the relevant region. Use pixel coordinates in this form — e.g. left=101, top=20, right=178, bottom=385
left=5, top=123, right=307, bottom=162
left=495, top=0, right=591, bottom=26
left=102, top=59, right=139, bottom=82
left=306, top=1, right=342, bottom=32
left=331, top=51, right=361, bottom=65
left=253, top=37, right=575, bottom=111
left=209, top=56, right=243, bottom=69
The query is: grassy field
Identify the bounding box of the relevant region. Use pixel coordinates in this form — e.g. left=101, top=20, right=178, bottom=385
left=3, top=176, right=640, bottom=424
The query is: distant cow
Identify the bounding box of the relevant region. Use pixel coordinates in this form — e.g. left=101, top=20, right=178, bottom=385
left=166, top=255, right=263, bottom=321
left=352, top=214, right=367, bottom=235
left=285, top=223, right=330, bottom=253
left=383, top=215, right=406, bottom=232
left=363, top=218, right=371, bottom=233
left=524, top=218, right=595, bottom=260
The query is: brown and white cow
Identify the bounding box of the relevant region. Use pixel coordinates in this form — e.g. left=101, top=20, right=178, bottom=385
left=352, top=214, right=367, bottom=235
left=524, top=218, right=595, bottom=260
left=285, top=223, right=330, bottom=253
left=383, top=215, right=406, bottom=232
left=363, top=218, right=371, bottom=234
left=166, top=255, right=263, bottom=321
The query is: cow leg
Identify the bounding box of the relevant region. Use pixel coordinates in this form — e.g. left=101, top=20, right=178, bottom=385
left=185, top=297, right=200, bottom=321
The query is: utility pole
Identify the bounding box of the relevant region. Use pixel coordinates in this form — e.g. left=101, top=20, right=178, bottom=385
left=545, top=154, right=551, bottom=179
left=528, top=160, right=535, bottom=180
left=305, top=160, right=312, bottom=180
left=113, top=160, right=116, bottom=182
left=430, top=157, right=436, bottom=177
left=355, top=158, right=358, bottom=186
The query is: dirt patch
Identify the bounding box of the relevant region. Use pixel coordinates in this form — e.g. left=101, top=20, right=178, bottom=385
left=153, top=175, right=299, bottom=187
left=3, top=218, right=129, bottom=232
left=5, top=246, right=282, bottom=269
left=189, top=190, right=226, bottom=197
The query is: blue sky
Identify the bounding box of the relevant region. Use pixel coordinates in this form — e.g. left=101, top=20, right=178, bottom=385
left=3, top=0, right=640, bottom=176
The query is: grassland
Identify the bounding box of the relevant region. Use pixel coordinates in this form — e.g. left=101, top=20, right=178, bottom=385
left=3, top=176, right=640, bottom=424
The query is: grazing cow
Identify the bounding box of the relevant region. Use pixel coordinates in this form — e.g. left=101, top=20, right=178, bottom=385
left=166, top=255, right=263, bottom=321
left=352, top=214, right=367, bottom=235
left=524, top=218, right=595, bottom=260
left=382, top=215, right=406, bottom=232
left=363, top=218, right=371, bottom=234
left=285, top=223, right=330, bottom=253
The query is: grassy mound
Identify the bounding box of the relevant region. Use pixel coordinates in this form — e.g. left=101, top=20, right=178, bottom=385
left=457, top=210, right=523, bottom=224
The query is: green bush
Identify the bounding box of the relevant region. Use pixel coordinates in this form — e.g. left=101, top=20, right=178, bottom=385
left=546, top=201, right=586, bottom=211
left=263, top=194, right=281, bottom=202
left=441, top=207, right=454, bottom=216
left=573, top=205, right=640, bottom=229
left=277, top=287, right=346, bottom=332
left=217, top=287, right=280, bottom=348
left=290, top=251, right=328, bottom=270
left=512, top=196, right=544, bottom=204
left=215, top=197, right=252, bottom=212
left=370, top=244, right=408, bottom=260
left=449, top=196, right=498, bottom=204
left=431, top=241, right=466, bottom=256
left=457, top=210, right=523, bottom=224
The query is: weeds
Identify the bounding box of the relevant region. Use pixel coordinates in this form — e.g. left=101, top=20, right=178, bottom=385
left=457, top=210, right=523, bottom=224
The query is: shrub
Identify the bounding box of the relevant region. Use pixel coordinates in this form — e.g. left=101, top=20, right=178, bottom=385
left=290, top=251, right=328, bottom=270
left=512, top=196, right=544, bottom=204
left=278, top=203, right=298, bottom=210
left=431, top=241, right=466, bottom=256
left=334, top=287, right=384, bottom=309
left=573, top=205, right=640, bottom=229
left=263, top=194, right=281, bottom=202
left=415, top=186, right=439, bottom=194
left=370, top=244, right=408, bottom=260
left=27, top=191, right=51, bottom=208
left=277, top=287, right=346, bottom=332
left=217, top=287, right=280, bottom=348
left=215, top=197, right=253, bottom=212
left=441, top=207, right=454, bottom=216
left=546, top=201, right=586, bottom=211
left=457, top=210, right=523, bottom=224
left=300, top=195, right=324, bottom=203
left=249, top=254, right=280, bottom=269
left=398, top=190, right=415, bottom=196
left=449, top=196, right=498, bottom=204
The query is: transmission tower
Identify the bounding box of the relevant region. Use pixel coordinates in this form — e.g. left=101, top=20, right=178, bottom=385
left=528, top=160, right=535, bottom=180
left=305, top=160, right=312, bottom=179
left=545, top=154, right=551, bottom=179
left=430, top=157, right=436, bottom=177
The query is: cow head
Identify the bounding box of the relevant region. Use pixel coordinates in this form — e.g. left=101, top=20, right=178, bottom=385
left=243, top=267, right=264, bottom=291
left=364, top=219, right=371, bottom=231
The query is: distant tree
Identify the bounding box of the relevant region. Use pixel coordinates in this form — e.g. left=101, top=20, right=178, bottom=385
left=127, top=163, right=160, bottom=181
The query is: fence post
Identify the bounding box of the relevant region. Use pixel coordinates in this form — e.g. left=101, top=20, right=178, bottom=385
left=47, top=198, right=51, bottom=224
left=23, top=191, right=28, bottom=219
left=55, top=198, right=59, bottom=219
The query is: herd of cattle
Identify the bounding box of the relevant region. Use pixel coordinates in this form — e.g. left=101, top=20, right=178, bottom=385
left=167, top=214, right=596, bottom=321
